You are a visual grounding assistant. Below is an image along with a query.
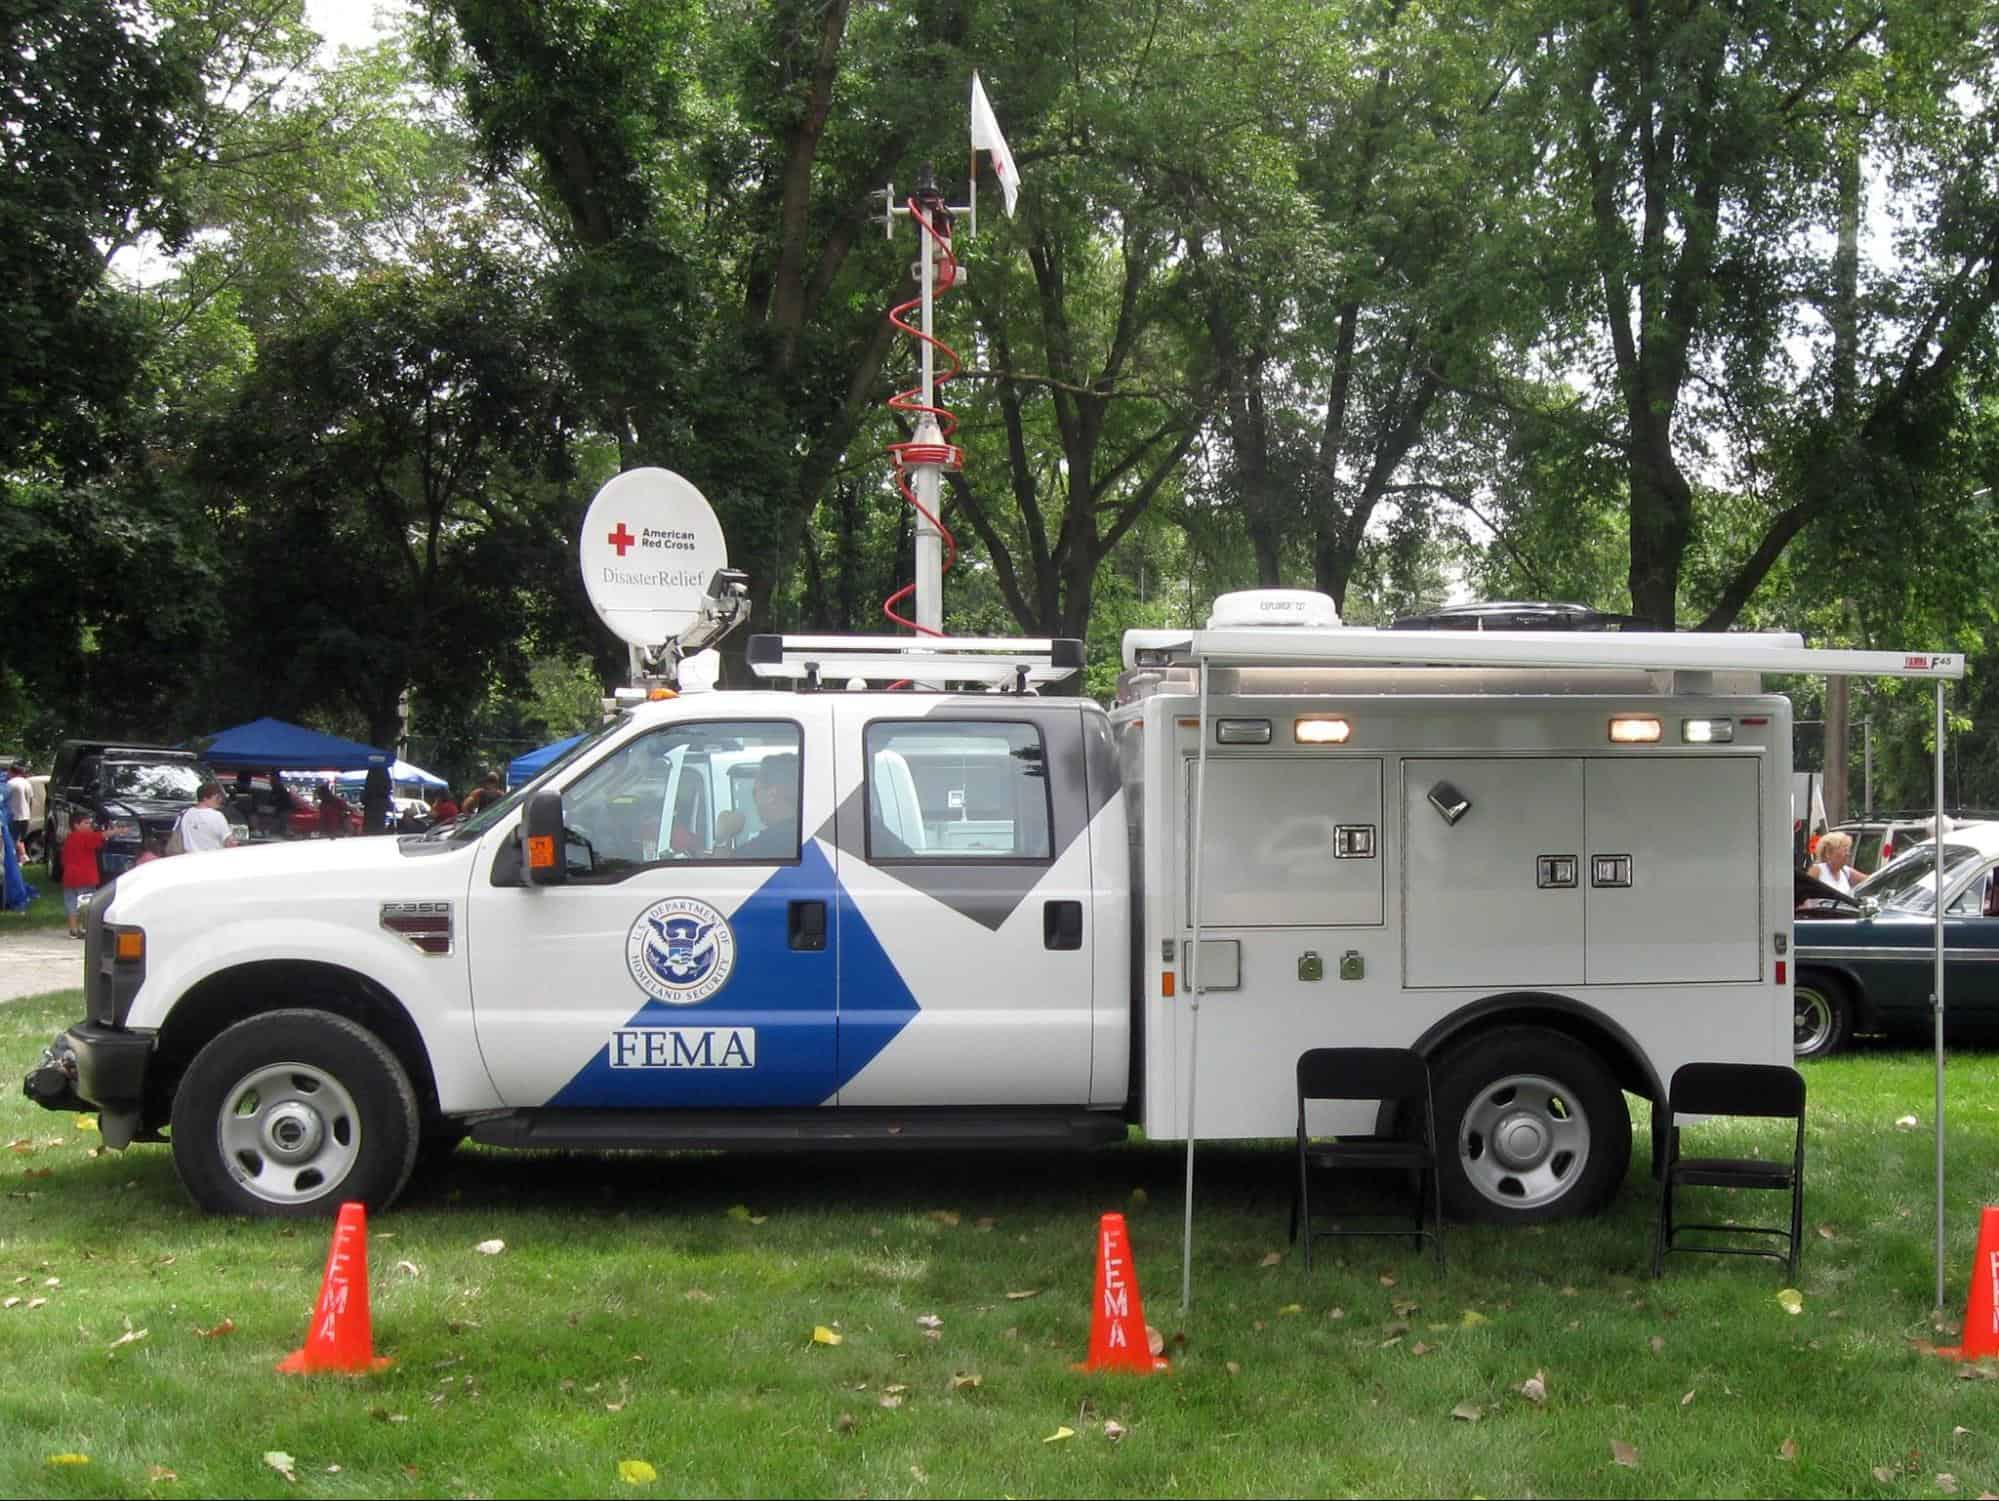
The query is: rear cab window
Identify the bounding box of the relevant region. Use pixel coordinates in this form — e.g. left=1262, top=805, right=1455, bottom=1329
left=863, top=720, right=1051, bottom=861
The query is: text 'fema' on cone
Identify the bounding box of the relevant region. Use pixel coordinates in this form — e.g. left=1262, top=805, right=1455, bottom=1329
left=1077, top=1211, right=1168, bottom=1374
left=277, top=1200, right=392, bottom=1375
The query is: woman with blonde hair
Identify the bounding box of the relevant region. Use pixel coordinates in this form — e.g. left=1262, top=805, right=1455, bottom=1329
left=1808, top=829, right=1860, bottom=895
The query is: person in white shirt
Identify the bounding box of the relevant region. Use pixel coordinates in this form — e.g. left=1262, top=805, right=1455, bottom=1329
left=1807, top=829, right=1858, bottom=896
left=4, top=766, right=30, bottom=831
left=178, top=784, right=237, bottom=853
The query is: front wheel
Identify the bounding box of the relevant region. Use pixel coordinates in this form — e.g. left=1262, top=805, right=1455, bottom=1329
left=170, top=1009, right=419, bottom=1217
left=1792, top=972, right=1852, bottom=1060
left=1430, top=1027, right=1631, bottom=1224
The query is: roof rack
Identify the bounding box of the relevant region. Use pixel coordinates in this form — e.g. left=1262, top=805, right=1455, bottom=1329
left=745, top=634, right=1085, bottom=692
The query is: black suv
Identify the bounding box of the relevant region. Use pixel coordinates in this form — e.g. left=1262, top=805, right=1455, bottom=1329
left=44, top=742, right=220, bottom=879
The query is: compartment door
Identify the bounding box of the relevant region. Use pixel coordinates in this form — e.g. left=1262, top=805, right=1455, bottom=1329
left=1584, top=756, right=1760, bottom=984
left=1403, top=758, right=1584, bottom=989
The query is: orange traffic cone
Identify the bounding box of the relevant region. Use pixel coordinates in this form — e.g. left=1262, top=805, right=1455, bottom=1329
left=1934, top=1205, right=1999, bottom=1362
left=277, top=1201, right=391, bottom=1375
left=1075, top=1211, right=1168, bottom=1374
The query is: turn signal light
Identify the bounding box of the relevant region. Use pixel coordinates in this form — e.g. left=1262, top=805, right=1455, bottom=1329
left=526, top=834, right=557, bottom=870
left=113, top=929, right=145, bottom=963
left=1609, top=716, right=1663, bottom=743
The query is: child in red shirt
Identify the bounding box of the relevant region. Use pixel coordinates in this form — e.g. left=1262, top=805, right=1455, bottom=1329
left=61, top=814, right=106, bottom=938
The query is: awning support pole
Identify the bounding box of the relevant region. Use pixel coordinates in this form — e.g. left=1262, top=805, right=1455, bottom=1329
left=1182, top=655, right=1211, bottom=1313
left=1934, top=678, right=1947, bottom=1312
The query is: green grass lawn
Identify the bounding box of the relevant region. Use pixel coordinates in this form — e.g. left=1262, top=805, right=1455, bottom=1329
left=4, top=987, right=1998, bottom=1499
left=2, top=881, right=68, bottom=931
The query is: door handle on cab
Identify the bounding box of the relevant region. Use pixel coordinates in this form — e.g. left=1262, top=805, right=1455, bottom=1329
left=788, top=899, right=827, bottom=951
left=1044, top=899, right=1083, bottom=951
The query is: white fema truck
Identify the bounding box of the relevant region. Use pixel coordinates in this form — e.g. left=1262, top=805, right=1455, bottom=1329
left=22, top=589, right=1961, bottom=1222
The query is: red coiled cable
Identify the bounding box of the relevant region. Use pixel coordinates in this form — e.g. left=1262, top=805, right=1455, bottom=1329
left=882, top=195, right=962, bottom=638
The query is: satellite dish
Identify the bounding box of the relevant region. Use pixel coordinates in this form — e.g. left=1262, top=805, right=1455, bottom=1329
left=579, top=467, right=728, bottom=647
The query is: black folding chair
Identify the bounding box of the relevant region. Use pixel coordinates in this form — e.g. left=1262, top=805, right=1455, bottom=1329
left=1289, top=1048, right=1445, bottom=1272
left=1652, top=1062, right=1806, bottom=1280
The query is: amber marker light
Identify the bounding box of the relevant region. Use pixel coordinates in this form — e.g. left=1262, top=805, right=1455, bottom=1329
left=114, top=929, right=145, bottom=962
left=648, top=687, right=677, bottom=700
left=1608, top=716, right=1663, bottom=743
left=1294, top=716, right=1352, bottom=745
left=526, top=835, right=558, bottom=869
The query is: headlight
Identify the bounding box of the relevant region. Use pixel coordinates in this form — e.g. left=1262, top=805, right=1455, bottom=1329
left=104, top=819, right=142, bottom=841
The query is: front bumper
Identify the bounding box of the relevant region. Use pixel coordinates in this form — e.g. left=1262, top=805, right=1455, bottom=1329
left=23, top=1024, right=157, bottom=1146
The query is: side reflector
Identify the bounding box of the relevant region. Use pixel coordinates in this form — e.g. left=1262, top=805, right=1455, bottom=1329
left=1216, top=718, right=1272, bottom=744
left=1294, top=716, right=1351, bottom=745
left=526, top=834, right=557, bottom=870
left=648, top=687, right=677, bottom=700
left=1609, top=716, right=1662, bottom=743
left=1776, top=960, right=1787, bottom=985
left=1162, top=972, right=1176, bottom=998
left=114, top=930, right=145, bottom=962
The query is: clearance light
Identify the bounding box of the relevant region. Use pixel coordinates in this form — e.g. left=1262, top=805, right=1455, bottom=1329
left=1162, top=972, right=1176, bottom=998
left=1216, top=718, right=1272, bottom=745
left=1681, top=717, right=1734, bottom=744
left=113, top=929, right=145, bottom=963
left=1294, top=717, right=1352, bottom=745
left=526, top=835, right=558, bottom=870
left=648, top=687, right=677, bottom=701
left=1609, top=716, right=1663, bottom=744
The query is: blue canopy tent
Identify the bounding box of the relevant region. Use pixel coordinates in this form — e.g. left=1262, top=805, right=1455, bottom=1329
left=194, top=718, right=392, bottom=772
left=507, top=734, right=585, bottom=789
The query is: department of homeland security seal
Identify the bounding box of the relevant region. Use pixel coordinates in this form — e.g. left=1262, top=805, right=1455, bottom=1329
left=626, top=896, right=736, bottom=1005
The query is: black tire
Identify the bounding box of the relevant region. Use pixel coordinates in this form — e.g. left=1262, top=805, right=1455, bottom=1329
left=409, top=1128, right=468, bottom=1183
left=1792, top=971, right=1852, bottom=1061
left=1430, top=1026, right=1632, bottom=1224
left=170, top=1009, right=420, bottom=1218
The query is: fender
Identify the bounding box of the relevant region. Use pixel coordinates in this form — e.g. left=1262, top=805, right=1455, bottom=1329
left=1405, top=990, right=1666, bottom=1103
left=125, top=914, right=500, bottom=1114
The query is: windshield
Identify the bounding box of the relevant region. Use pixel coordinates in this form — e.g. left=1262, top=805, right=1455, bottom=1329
left=447, top=717, right=629, bottom=842
left=1856, top=842, right=1985, bottom=913
left=105, top=761, right=206, bottom=801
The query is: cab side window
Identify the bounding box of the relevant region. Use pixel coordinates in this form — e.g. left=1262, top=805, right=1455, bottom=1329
left=560, top=722, right=803, bottom=882
left=863, top=721, right=1051, bottom=861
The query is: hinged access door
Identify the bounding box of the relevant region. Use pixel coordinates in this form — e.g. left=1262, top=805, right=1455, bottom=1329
left=1403, top=758, right=1584, bottom=988
left=1583, top=756, right=1760, bottom=984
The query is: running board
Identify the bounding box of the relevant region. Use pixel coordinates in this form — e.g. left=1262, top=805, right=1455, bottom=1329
left=468, top=1107, right=1130, bottom=1152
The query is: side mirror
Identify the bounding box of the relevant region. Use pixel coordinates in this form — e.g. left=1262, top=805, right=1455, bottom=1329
left=1861, top=896, right=1880, bottom=918
left=522, top=790, right=567, bottom=886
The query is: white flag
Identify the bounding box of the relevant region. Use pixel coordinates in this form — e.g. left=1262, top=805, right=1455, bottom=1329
left=970, top=72, right=1020, bottom=218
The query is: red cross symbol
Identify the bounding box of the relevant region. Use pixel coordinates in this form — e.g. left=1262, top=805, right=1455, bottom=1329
left=607, top=523, right=637, bottom=556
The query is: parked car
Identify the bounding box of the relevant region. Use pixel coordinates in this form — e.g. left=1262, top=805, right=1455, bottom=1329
left=1793, top=823, right=1999, bottom=1059
left=44, top=741, right=239, bottom=878
left=1824, top=811, right=1991, bottom=877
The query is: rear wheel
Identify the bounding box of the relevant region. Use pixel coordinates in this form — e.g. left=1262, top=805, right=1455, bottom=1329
left=170, top=1009, right=419, bottom=1217
left=1431, top=1027, right=1631, bottom=1223
left=1792, top=972, right=1852, bottom=1060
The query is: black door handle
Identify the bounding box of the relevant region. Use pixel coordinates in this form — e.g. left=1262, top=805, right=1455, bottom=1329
left=1044, top=899, right=1083, bottom=950
left=788, top=899, right=827, bottom=951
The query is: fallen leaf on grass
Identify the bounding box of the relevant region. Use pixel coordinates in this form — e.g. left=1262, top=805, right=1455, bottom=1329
left=395, top=1260, right=422, bottom=1278
left=23, top=1167, right=51, bottom=1179
left=1681, top=1390, right=1697, bottom=1407
left=1777, top=1288, right=1804, bottom=1315
left=878, top=1394, right=903, bottom=1410
left=1610, top=1439, right=1639, bottom=1468
left=264, top=1451, right=298, bottom=1483
left=1451, top=1403, right=1482, bottom=1423
left=2, top=1298, right=18, bottom=1310
left=1818, top=1224, right=1837, bottom=1240
left=1875, top=1468, right=1902, bottom=1485
left=1460, top=1309, right=1490, bottom=1328
left=108, top=1326, right=148, bottom=1350
left=683, top=1289, right=714, bottom=1304
left=1278, top=1304, right=1304, bottom=1316
left=193, top=1317, right=235, bottom=1339
left=617, top=1459, right=658, bottom=1484
left=1938, top=1475, right=1958, bottom=1494
left=929, top=1210, right=960, bottom=1227
left=950, top=1373, right=982, bottom=1391
left=1518, top=1371, right=1547, bottom=1403
left=45, top=1277, right=60, bottom=1288
left=1379, top=1336, right=1404, bottom=1350
left=835, top=1413, right=856, bottom=1434
left=46, top=1454, right=89, bottom=1466
left=1649, top=1335, right=1665, bottom=1355
left=1103, top=1419, right=1127, bottom=1442
left=1005, top=1289, right=1041, bottom=1301
left=1225, top=1361, right=1241, bottom=1375
left=1327, top=1307, right=1346, bottom=1321
left=810, top=1325, right=843, bottom=1346
left=1147, top=1325, right=1165, bottom=1357
left=916, top=1314, right=943, bottom=1330
left=26, top=1298, right=47, bottom=1310
left=1410, top=1342, right=1435, bottom=1357
left=1779, top=1437, right=1799, bottom=1462
left=1391, top=1297, right=1421, bottom=1317
left=1379, top=1274, right=1397, bottom=1288
left=474, top=1239, right=505, bottom=1256
left=1896, top=1114, right=1920, bottom=1130
left=76, top=1115, right=97, bottom=1132
left=147, top=1464, right=177, bottom=1481
left=1259, top=1251, right=1283, bottom=1267
left=1043, top=1426, right=1075, bottom=1443
left=975, top=1217, right=996, bottom=1231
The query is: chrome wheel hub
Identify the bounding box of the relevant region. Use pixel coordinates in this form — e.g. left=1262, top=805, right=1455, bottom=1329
left=1458, top=1072, right=1592, bottom=1210
left=217, top=1062, right=361, bottom=1207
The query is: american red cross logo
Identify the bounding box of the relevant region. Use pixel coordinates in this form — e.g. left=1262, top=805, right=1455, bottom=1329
left=608, top=523, right=637, bottom=557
